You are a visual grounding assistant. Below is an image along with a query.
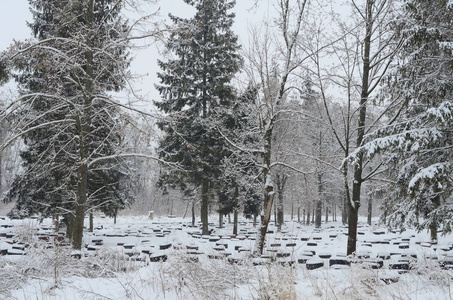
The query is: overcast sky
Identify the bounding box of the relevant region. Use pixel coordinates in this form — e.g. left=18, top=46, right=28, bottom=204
left=0, top=1, right=271, bottom=108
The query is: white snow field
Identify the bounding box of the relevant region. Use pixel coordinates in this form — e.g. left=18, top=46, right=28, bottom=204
left=1, top=215, right=453, bottom=300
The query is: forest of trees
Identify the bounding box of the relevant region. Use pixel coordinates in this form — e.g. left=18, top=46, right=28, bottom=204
left=0, top=0, right=451, bottom=256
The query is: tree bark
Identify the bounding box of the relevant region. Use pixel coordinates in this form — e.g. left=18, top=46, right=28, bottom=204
left=192, top=200, right=195, bottom=227
left=367, top=196, right=372, bottom=226
left=276, top=174, right=286, bottom=232
left=347, top=0, right=373, bottom=256
left=325, top=206, right=328, bottom=223
left=201, top=178, right=209, bottom=235
left=315, top=174, right=323, bottom=228
left=233, top=207, right=238, bottom=235
left=89, top=212, right=94, bottom=232
left=219, top=212, right=223, bottom=229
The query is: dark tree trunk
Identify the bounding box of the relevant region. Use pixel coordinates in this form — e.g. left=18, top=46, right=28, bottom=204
left=315, top=200, right=322, bottom=228
left=73, top=0, right=95, bottom=250
left=347, top=0, right=373, bottom=256
left=89, top=212, right=94, bottom=232
left=315, top=173, right=323, bottom=228
left=275, top=173, right=286, bottom=232
left=306, top=206, right=311, bottom=225
left=233, top=207, right=238, bottom=235
left=274, top=201, right=278, bottom=226
left=192, top=200, right=195, bottom=227
left=298, top=207, right=302, bottom=223
left=219, top=212, right=223, bottom=229
left=367, top=197, right=372, bottom=226
left=201, top=178, right=209, bottom=235
left=342, top=185, right=349, bottom=225
left=325, top=206, right=328, bottom=223
left=430, top=195, right=440, bottom=243
left=291, top=199, right=294, bottom=221
left=66, top=214, right=74, bottom=241
left=312, top=207, right=315, bottom=223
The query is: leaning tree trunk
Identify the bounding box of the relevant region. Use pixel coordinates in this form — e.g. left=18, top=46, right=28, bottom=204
left=256, top=181, right=275, bottom=255
left=255, top=132, right=275, bottom=254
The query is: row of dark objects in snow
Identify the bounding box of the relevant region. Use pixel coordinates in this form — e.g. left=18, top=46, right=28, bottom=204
left=75, top=238, right=173, bottom=262
left=300, top=251, right=453, bottom=272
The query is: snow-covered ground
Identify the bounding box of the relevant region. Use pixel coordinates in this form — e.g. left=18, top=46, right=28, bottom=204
left=1, top=215, right=453, bottom=299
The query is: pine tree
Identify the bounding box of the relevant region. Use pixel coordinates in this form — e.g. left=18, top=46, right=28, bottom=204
left=155, top=0, right=242, bottom=235
left=4, top=0, right=135, bottom=249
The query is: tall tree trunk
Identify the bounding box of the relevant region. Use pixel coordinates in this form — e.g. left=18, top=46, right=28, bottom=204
left=332, top=205, right=335, bottom=221
left=299, top=208, right=302, bottom=224
left=312, top=207, right=315, bottom=223
left=192, top=200, right=195, bottom=227
left=73, top=0, right=95, bottom=251
left=201, top=178, right=209, bottom=235
left=233, top=207, right=238, bottom=235
left=66, top=214, right=74, bottom=242
left=274, top=201, right=278, bottom=226
left=325, top=206, right=328, bottom=223
left=315, top=174, right=323, bottom=228
left=291, top=198, right=294, bottom=220
left=275, top=173, right=286, bottom=232
left=347, top=0, right=373, bottom=256
left=342, top=177, right=350, bottom=225
left=430, top=195, right=440, bottom=243
left=367, top=196, right=372, bottom=226
left=219, top=212, right=223, bottom=229
left=306, top=205, right=311, bottom=225
left=89, top=212, right=94, bottom=232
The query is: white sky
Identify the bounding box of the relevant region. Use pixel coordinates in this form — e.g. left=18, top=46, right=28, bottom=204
left=0, top=1, right=272, bottom=108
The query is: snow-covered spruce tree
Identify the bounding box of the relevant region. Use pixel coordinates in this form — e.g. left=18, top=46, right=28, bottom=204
left=217, top=84, right=262, bottom=234
left=3, top=0, right=135, bottom=249
left=155, top=0, right=242, bottom=235
left=350, top=0, right=453, bottom=241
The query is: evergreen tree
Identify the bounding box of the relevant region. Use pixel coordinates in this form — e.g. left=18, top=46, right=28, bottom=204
left=3, top=0, right=135, bottom=249
left=217, top=85, right=262, bottom=234
left=155, top=0, right=242, bottom=235
left=351, top=0, right=453, bottom=241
